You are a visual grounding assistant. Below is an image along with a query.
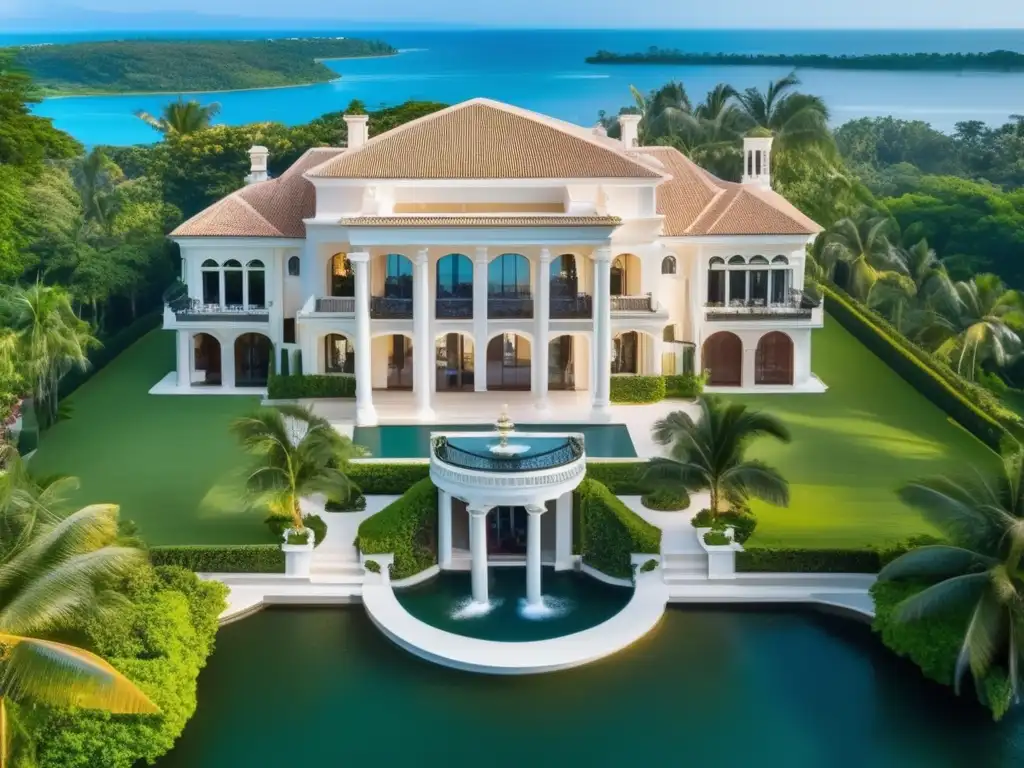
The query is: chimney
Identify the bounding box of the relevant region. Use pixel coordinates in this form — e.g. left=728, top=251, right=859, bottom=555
left=245, top=145, right=269, bottom=185
left=344, top=114, right=369, bottom=149
left=742, top=132, right=774, bottom=189
left=618, top=114, right=641, bottom=149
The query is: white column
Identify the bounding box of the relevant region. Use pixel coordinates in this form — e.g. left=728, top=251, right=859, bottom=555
left=525, top=504, right=544, bottom=607
left=473, top=247, right=489, bottom=392
left=468, top=505, right=490, bottom=604
left=176, top=331, right=191, bottom=389
left=743, top=340, right=756, bottom=388
left=648, top=336, right=664, bottom=375
left=555, top=492, right=573, bottom=570
left=349, top=252, right=377, bottom=425
left=221, top=335, right=235, bottom=389
left=413, top=249, right=434, bottom=421
left=242, top=268, right=250, bottom=311
left=438, top=490, right=452, bottom=569
left=592, top=247, right=612, bottom=418
left=218, top=270, right=226, bottom=310
left=534, top=248, right=552, bottom=411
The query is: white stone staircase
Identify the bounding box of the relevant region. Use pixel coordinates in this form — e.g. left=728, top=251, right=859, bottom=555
left=621, top=495, right=712, bottom=583
left=660, top=552, right=710, bottom=582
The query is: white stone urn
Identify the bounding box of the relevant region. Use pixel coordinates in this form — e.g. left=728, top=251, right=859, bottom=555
left=281, top=527, right=315, bottom=578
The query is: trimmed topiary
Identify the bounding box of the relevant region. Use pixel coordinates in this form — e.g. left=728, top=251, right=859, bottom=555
left=356, top=478, right=438, bottom=579
left=609, top=375, right=666, bottom=404
left=641, top=487, right=690, bottom=511
left=150, top=545, right=285, bottom=573
left=703, top=530, right=730, bottom=546
left=575, top=478, right=661, bottom=578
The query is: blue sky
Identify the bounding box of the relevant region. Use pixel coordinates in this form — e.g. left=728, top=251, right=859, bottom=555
left=1, top=0, right=1022, bottom=27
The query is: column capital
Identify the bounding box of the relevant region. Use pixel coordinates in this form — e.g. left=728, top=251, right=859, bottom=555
left=414, top=248, right=429, bottom=266
left=538, top=247, right=552, bottom=264
left=348, top=251, right=370, bottom=264
left=474, top=246, right=489, bottom=264
left=525, top=504, right=546, bottom=516
left=593, top=246, right=612, bottom=263
left=467, top=505, right=492, bottom=518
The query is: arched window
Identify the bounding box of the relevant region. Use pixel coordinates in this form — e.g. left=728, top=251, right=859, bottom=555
left=661, top=255, right=677, bottom=275
left=324, top=334, right=354, bottom=374
left=330, top=254, right=354, bottom=297
left=201, top=259, right=220, bottom=305
left=728, top=256, right=747, bottom=304
left=772, top=255, right=789, bottom=265
left=384, top=254, right=413, bottom=299
left=287, top=256, right=301, bottom=276
left=728, top=255, right=746, bottom=265
left=489, top=254, right=531, bottom=297
left=756, top=332, right=794, bottom=385
left=610, top=257, right=626, bottom=296
left=709, top=257, right=726, bottom=268
left=246, top=259, right=266, bottom=308
left=223, top=259, right=243, bottom=307
left=436, top=253, right=473, bottom=318
left=749, top=255, right=769, bottom=265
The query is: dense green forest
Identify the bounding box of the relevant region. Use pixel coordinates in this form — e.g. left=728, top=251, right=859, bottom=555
left=586, top=48, right=1024, bottom=71
left=9, top=37, right=397, bottom=95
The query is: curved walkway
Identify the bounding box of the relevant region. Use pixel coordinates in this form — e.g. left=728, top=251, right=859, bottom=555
left=362, top=569, right=669, bottom=675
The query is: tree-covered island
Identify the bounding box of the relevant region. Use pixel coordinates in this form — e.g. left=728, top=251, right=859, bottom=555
left=9, top=37, right=398, bottom=96
left=585, top=48, right=1024, bottom=72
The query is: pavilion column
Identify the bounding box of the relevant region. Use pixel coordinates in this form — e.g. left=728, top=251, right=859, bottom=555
left=554, top=492, right=573, bottom=571
left=468, top=505, right=491, bottom=604
left=438, top=490, right=452, bottom=569
left=413, top=249, right=434, bottom=421
left=534, top=248, right=551, bottom=411
left=473, top=247, right=489, bottom=392
left=176, top=331, right=191, bottom=389
left=592, top=247, right=612, bottom=418
left=525, top=504, right=544, bottom=607
left=349, top=252, right=377, bottom=425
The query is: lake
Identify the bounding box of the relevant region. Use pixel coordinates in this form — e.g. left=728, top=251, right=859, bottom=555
left=10, top=28, right=1024, bottom=146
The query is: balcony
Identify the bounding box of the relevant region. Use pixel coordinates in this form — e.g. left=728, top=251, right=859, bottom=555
left=436, top=297, right=473, bottom=319
left=314, top=297, right=355, bottom=313
left=370, top=296, right=413, bottom=319
left=610, top=294, right=654, bottom=313
left=704, top=289, right=821, bottom=322
left=550, top=294, right=593, bottom=319
left=169, top=297, right=269, bottom=322
left=488, top=294, right=534, bottom=320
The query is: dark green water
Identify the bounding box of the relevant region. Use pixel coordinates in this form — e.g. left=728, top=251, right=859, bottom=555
left=353, top=423, right=637, bottom=458
left=395, top=568, right=631, bottom=641
left=157, top=607, right=1024, bottom=767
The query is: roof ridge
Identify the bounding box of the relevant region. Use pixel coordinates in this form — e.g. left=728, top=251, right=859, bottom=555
left=227, top=192, right=282, bottom=236
left=685, top=186, right=733, bottom=235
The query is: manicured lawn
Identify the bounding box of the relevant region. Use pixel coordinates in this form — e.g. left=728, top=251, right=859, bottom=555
left=733, top=318, right=997, bottom=550
left=30, top=331, right=270, bottom=546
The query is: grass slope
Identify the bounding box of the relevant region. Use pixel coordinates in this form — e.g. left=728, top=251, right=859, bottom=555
left=733, top=319, right=996, bottom=549
left=30, top=331, right=268, bottom=545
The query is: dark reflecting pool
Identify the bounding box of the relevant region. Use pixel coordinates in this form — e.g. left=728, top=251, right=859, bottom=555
left=156, top=607, right=1024, bottom=767
left=395, top=567, right=632, bottom=641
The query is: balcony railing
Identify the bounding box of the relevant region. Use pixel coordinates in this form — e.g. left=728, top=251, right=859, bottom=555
left=170, top=297, right=269, bottom=322
left=370, top=296, right=413, bottom=319
left=315, top=297, right=355, bottom=313
left=433, top=435, right=584, bottom=473
left=610, top=294, right=654, bottom=313
left=704, top=289, right=820, bottom=321
left=550, top=294, right=593, bottom=319
left=436, top=297, right=473, bottom=319
left=488, top=295, right=534, bottom=319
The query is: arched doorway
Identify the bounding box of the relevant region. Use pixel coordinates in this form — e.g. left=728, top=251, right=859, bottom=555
left=193, top=333, right=221, bottom=386
left=324, top=334, right=355, bottom=374
left=329, top=254, right=354, bottom=297
left=755, top=332, right=794, bottom=385
left=487, top=333, right=531, bottom=390
left=436, top=332, right=474, bottom=391
left=612, top=331, right=640, bottom=374
left=386, top=334, right=414, bottom=389
left=549, top=335, right=576, bottom=390
left=610, top=254, right=641, bottom=296
left=702, top=332, right=742, bottom=386
left=235, top=333, right=271, bottom=387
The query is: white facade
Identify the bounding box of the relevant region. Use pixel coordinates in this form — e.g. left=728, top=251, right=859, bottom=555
left=165, top=99, right=823, bottom=415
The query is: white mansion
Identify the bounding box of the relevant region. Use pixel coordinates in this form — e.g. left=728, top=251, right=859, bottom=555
left=164, top=98, right=824, bottom=424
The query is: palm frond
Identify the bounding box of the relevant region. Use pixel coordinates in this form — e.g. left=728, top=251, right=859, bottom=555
left=879, top=545, right=997, bottom=582
left=893, top=572, right=989, bottom=622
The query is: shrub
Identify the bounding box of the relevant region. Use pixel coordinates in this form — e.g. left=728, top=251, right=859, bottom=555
left=664, top=373, right=705, bottom=399
left=364, top=559, right=381, bottom=573
left=325, top=488, right=367, bottom=511
left=356, top=478, right=438, bottom=579
left=716, top=509, right=757, bottom=544
left=294, top=348, right=303, bottom=375
left=640, top=558, right=658, bottom=573
left=641, top=487, right=690, bottom=511
left=280, top=347, right=290, bottom=376
left=585, top=460, right=652, bottom=495
left=610, top=375, right=666, bottom=403
left=149, top=545, right=285, bottom=573
left=267, top=373, right=355, bottom=399
left=27, top=564, right=228, bottom=767
left=703, top=530, right=730, bottom=546
left=286, top=530, right=310, bottom=545
left=576, top=478, right=661, bottom=578
left=303, top=513, right=327, bottom=546
left=691, top=508, right=714, bottom=528
left=737, top=547, right=883, bottom=573
left=347, top=462, right=430, bottom=494
left=263, top=511, right=293, bottom=540
left=262, top=513, right=326, bottom=545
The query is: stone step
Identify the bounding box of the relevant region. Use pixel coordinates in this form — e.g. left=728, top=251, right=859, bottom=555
left=662, top=553, right=708, bottom=567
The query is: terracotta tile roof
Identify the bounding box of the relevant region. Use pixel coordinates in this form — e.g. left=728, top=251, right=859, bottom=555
left=637, top=146, right=821, bottom=237
left=340, top=215, right=622, bottom=227
left=307, top=99, right=663, bottom=180
left=170, top=147, right=344, bottom=238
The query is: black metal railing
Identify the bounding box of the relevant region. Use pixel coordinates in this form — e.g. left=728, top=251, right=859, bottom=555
left=610, top=294, right=653, bottom=312
left=436, top=297, right=473, bottom=319
left=316, top=296, right=355, bottom=313
left=488, top=295, right=534, bottom=319
left=370, top=296, right=413, bottom=319
left=171, top=297, right=269, bottom=321
left=550, top=294, right=593, bottom=319
left=432, top=436, right=584, bottom=473
left=704, top=288, right=818, bottom=320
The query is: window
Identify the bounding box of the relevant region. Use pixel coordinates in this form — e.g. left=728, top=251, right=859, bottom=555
left=324, top=334, right=354, bottom=374
left=661, top=255, right=677, bottom=275
left=488, top=254, right=531, bottom=297
left=330, top=254, right=354, bottom=297
left=436, top=253, right=473, bottom=298
left=247, top=259, right=265, bottom=309
left=384, top=254, right=413, bottom=299
left=707, top=271, right=725, bottom=304
left=288, top=256, right=300, bottom=276
left=550, top=254, right=578, bottom=297
left=223, top=259, right=243, bottom=306
left=201, top=259, right=219, bottom=305
left=771, top=270, right=789, bottom=304
left=612, top=332, right=639, bottom=375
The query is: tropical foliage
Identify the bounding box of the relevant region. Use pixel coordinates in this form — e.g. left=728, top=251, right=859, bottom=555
left=876, top=453, right=1024, bottom=716
left=135, top=98, right=222, bottom=137
left=645, top=395, right=791, bottom=517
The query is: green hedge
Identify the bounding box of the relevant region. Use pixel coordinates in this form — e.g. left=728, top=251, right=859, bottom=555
left=59, top=313, right=161, bottom=399
left=737, top=537, right=940, bottom=573
left=576, top=478, right=661, bottom=578
left=584, top=461, right=652, bottom=495
left=356, top=478, right=438, bottom=579
left=823, top=284, right=1013, bottom=452
left=267, top=373, right=356, bottom=399
left=664, top=373, right=705, bottom=399
left=347, top=462, right=431, bottom=494
left=610, top=375, right=666, bottom=403
left=640, top=487, right=690, bottom=511
left=149, top=545, right=285, bottom=573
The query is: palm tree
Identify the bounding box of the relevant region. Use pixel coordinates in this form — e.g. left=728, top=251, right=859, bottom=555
left=646, top=395, right=791, bottom=517
left=135, top=98, right=221, bottom=137
left=734, top=73, right=833, bottom=155
left=878, top=453, right=1024, bottom=707
left=0, top=283, right=97, bottom=427
left=0, top=462, right=157, bottom=764
left=934, top=274, right=1024, bottom=379
left=629, top=81, right=699, bottom=145
left=71, top=148, right=123, bottom=236
left=231, top=404, right=357, bottom=535
left=819, top=208, right=905, bottom=300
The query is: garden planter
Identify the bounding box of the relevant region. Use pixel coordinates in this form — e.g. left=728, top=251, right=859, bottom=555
left=281, top=529, right=315, bottom=578
left=696, top=527, right=742, bottom=580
